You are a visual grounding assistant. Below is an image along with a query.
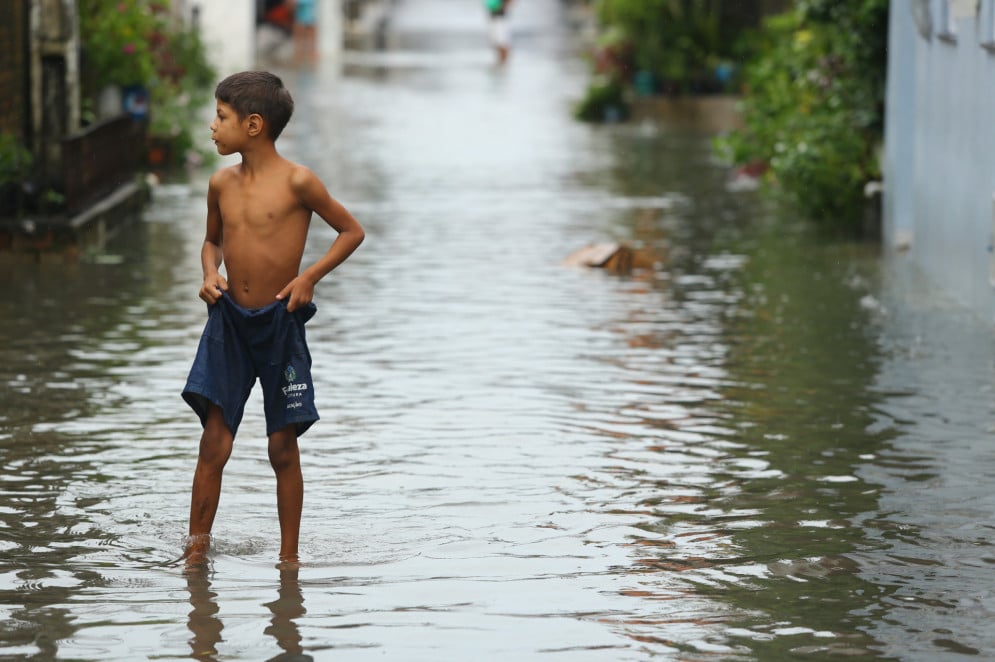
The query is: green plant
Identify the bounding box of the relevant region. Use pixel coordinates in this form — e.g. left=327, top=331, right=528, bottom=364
left=147, top=21, right=216, bottom=164
left=42, top=189, right=66, bottom=206
left=575, top=76, right=628, bottom=122
left=0, top=133, right=32, bottom=186
left=148, top=77, right=213, bottom=164
left=153, top=16, right=216, bottom=89
left=80, top=0, right=216, bottom=167
left=592, top=0, right=758, bottom=95
left=79, top=0, right=161, bottom=87
left=718, top=0, right=888, bottom=228
left=0, top=133, right=32, bottom=216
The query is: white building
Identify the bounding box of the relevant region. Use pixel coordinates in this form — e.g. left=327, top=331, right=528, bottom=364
left=180, top=0, right=343, bottom=75
left=883, top=0, right=995, bottom=319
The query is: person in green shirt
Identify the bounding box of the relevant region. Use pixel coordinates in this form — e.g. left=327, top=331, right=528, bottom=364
left=485, top=0, right=512, bottom=64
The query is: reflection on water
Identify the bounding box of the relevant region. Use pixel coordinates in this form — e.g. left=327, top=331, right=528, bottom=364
left=184, top=566, right=310, bottom=661
left=2, top=0, right=995, bottom=658
left=186, top=570, right=223, bottom=659
left=263, top=568, right=309, bottom=661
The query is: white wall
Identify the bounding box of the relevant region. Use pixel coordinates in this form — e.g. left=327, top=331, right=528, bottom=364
left=190, top=0, right=256, bottom=76
left=318, top=0, right=343, bottom=60
left=187, top=0, right=343, bottom=73
left=882, top=2, right=917, bottom=252
left=884, top=0, right=995, bottom=319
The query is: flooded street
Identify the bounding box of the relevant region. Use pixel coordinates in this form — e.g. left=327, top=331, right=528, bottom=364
left=3, top=0, right=995, bottom=659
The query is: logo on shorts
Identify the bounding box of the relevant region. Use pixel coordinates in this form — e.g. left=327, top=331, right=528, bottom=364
left=282, top=362, right=308, bottom=399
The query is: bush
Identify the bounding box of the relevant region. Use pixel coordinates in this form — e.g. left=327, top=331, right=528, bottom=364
left=79, top=0, right=162, bottom=88
left=0, top=133, right=32, bottom=215
left=80, top=0, right=216, bottom=167
left=0, top=133, right=32, bottom=187
left=575, top=76, right=628, bottom=123
left=719, top=0, right=888, bottom=228
left=592, top=0, right=759, bottom=95
left=577, top=0, right=766, bottom=124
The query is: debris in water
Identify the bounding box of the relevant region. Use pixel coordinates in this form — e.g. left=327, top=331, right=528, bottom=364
left=562, top=242, right=660, bottom=274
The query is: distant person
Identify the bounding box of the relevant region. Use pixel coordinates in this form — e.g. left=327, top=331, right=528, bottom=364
left=292, top=0, right=317, bottom=63
left=256, top=1, right=294, bottom=60
left=182, top=71, right=365, bottom=567
left=485, top=0, right=512, bottom=64
left=263, top=0, right=293, bottom=33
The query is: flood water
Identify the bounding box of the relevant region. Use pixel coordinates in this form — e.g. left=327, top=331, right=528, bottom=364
left=3, top=1, right=995, bottom=659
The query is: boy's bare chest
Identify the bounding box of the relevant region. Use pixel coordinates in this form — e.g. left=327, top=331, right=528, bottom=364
left=218, top=186, right=303, bottom=232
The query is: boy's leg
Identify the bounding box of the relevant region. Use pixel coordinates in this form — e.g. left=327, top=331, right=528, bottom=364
left=186, top=404, right=234, bottom=564
left=268, top=425, right=303, bottom=563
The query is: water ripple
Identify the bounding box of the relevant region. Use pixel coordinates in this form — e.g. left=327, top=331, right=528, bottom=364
left=1, top=3, right=994, bottom=659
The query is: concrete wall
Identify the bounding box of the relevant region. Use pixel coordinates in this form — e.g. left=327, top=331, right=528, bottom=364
left=189, top=0, right=256, bottom=76
left=0, top=0, right=28, bottom=139
left=186, top=0, right=342, bottom=75
left=318, top=0, right=343, bottom=60
left=884, top=0, right=995, bottom=319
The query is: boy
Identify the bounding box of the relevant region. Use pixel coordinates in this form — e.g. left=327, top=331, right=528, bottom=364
left=181, top=71, right=364, bottom=567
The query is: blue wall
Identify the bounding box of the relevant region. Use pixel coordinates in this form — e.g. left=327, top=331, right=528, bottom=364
left=884, top=0, right=995, bottom=319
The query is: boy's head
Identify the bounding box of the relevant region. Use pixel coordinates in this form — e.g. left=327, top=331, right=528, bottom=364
left=214, top=71, right=294, bottom=140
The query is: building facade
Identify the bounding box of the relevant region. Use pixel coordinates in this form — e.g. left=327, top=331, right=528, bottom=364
left=884, top=0, right=995, bottom=319
left=0, top=0, right=81, bottom=185
left=0, top=0, right=147, bottom=252
left=0, top=0, right=87, bottom=221
left=188, top=0, right=343, bottom=76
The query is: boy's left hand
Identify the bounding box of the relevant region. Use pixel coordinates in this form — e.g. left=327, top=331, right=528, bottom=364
left=276, top=277, right=314, bottom=312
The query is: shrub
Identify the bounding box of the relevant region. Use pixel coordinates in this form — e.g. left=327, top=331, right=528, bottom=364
left=79, top=0, right=162, bottom=88
left=577, top=0, right=766, bottom=124
left=592, top=0, right=759, bottom=95
left=80, top=0, right=216, bottom=167
left=0, top=133, right=32, bottom=187
left=575, top=77, right=628, bottom=123
left=719, top=0, right=889, bottom=228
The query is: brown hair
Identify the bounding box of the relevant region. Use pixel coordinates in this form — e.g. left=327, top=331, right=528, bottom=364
left=215, top=71, right=294, bottom=139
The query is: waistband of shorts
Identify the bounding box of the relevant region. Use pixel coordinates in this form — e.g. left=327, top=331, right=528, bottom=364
left=220, top=291, right=286, bottom=317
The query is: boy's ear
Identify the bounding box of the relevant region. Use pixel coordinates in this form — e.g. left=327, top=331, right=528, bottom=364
left=245, top=113, right=265, bottom=137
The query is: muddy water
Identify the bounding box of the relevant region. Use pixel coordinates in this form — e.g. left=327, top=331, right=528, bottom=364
left=1, top=1, right=994, bottom=659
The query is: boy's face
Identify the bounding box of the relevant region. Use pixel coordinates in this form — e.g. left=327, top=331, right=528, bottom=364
left=209, top=101, right=247, bottom=155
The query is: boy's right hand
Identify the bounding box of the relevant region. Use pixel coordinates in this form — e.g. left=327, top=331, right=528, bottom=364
left=199, top=275, right=229, bottom=305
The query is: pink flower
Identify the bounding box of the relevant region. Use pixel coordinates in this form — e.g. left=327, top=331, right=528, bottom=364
left=122, top=43, right=136, bottom=55
left=117, top=2, right=126, bottom=11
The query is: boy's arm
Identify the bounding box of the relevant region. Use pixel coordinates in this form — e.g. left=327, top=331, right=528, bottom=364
left=199, top=173, right=229, bottom=305
left=277, top=167, right=366, bottom=311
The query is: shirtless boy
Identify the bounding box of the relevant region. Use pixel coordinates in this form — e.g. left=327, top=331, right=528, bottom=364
left=181, top=71, right=364, bottom=566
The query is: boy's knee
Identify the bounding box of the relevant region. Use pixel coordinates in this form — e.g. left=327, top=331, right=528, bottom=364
left=199, top=408, right=234, bottom=467
left=268, top=430, right=300, bottom=471
left=198, top=435, right=233, bottom=469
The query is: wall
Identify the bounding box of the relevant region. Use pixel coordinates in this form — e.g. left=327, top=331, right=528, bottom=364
left=884, top=0, right=995, bottom=319
left=189, top=0, right=256, bottom=76
left=0, top=0, right=28, bottom=139
left=191, top=0, right=343, bottom=75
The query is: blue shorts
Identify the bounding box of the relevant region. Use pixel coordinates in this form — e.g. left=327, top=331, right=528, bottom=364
left=182, top=292, right=319, bottom=438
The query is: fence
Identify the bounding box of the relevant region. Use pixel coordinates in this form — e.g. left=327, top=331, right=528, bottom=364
left=61, top=114, right=145, bottom=215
